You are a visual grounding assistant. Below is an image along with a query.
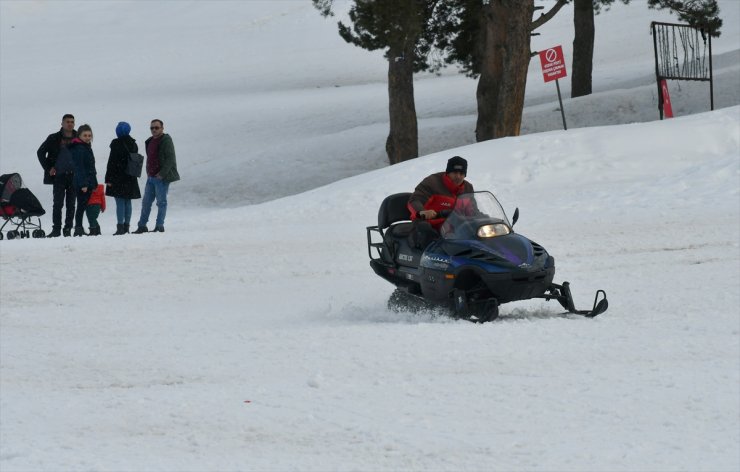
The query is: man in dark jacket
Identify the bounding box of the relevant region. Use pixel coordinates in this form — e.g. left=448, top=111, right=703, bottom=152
left=407, top=155, right=475, bottom=248
left=133, top=119, right=180, bottom=234
left=37, top=114, right=77, bottom=237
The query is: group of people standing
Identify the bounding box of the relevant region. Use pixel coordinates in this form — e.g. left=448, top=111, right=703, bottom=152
left=36, top=114, right=179, bottom=237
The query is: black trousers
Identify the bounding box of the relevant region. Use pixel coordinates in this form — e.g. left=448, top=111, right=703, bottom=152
left=409, top=220, right=440, bottom=250
left=74, top=188, right=91, bottom=229
left=52, top=173, right=75, bottom=229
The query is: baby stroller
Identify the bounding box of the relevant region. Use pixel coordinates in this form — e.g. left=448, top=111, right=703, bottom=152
left=0, top=173, right=46, bottom=240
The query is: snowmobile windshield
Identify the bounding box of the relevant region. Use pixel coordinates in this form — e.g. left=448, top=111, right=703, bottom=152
left=440, top=191, right=512, bottom=240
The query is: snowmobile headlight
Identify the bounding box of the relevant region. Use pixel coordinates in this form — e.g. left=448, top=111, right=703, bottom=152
left=477, top=223, right=510, bottom=238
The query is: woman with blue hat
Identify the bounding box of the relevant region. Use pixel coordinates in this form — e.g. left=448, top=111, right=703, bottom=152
left=104, top=121, right=141, bottom=235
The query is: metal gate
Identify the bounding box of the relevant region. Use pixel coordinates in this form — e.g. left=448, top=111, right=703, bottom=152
left=651, top=21, right=714, bottom=119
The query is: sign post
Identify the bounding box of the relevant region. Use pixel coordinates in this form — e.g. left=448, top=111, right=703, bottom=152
left=538, top=45, right=568, bottom=130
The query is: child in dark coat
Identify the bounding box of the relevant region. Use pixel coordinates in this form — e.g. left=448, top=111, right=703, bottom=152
left=68, top=124, right=98, bottom=236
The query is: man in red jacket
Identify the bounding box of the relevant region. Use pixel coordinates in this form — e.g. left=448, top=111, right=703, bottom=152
left=407, top=156, right=474, bottom=248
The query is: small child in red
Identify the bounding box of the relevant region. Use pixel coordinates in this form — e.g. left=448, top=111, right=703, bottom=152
left=86, top=184, right=106, bottom=236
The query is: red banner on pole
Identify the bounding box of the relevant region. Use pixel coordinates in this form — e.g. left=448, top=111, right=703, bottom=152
left=539, top=46, right=567, bottom=83
left=660, top=79, right=674, bottom=118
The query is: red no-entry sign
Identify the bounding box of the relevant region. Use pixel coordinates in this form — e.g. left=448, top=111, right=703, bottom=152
left=538, top=45, right=568, bottom=130
left=539, top=46, right=567, bottom=83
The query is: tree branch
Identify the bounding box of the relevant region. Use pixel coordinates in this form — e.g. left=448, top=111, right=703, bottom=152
left=531, top=0, right=570, bottom=31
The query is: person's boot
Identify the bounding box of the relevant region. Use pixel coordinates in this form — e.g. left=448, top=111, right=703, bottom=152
left=47, top=226, right=61, bottom=238
left=123, top=224, right=130, bottom=234
left=88, top=227, right=100, bottom=236
left=73, top=226, right=86, bottom=237
left=113, top=224, right=125, bottom=236
left=133, top=226, right=148, bottom=234
left=153, top=226, right=165, bottom=233
left=62, top=227, right=72, bottom=237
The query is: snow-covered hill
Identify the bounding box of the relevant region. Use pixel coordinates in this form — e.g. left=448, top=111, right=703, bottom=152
left=1, top=1, right=739, bottom=471
left=1, top=0, right=738, bottom=206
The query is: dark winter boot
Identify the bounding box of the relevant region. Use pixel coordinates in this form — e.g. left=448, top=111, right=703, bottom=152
left=153, top=226, right=165, bottom=233
left=123, top=224, right=130, bottom=234
left=113, top=224, right=125, bottom=236
left=63, top=227, right=72, bottom=237
left=88, top=227, right=100, bottom=236
left=133, top=226, right=148, bottom=234
left=47, top=226, right=61, bottom=238
left=73, top=226, right=86, bottom=237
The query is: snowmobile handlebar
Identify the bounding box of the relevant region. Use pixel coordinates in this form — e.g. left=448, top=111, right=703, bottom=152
left=418, top=209, right=451, bottom=220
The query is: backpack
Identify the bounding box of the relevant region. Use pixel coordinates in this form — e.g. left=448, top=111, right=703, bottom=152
left=120, top=140, right=144, bottom=178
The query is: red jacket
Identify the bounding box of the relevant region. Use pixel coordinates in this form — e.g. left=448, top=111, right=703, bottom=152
left=87, top=184, right=106, bottom=211
left=407, top=172, right=474, bottom=229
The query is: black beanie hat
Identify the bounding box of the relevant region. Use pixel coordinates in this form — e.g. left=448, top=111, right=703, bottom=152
left=446, top=156, right=467, bottom=175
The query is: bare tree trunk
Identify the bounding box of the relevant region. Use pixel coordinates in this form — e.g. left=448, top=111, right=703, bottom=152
left=386, top=46, right=418, bottom=165
left=475, top=0, right=534, bottom=142
left=572, top=0, right=595, bottom=98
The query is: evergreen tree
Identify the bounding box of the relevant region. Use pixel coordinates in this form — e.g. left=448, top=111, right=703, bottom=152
left=434, top=0, right=569, bottom=141
left=572, top=0, right=628, bottom=98
left=313, top=0, right=441, bottom=165
left=648, top=0, right=722, bottom=33
left=572, top=0, right=721, bottom=98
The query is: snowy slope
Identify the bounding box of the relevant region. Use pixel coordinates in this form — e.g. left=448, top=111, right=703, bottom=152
left=1, top=1, right=739, bottom=471
left=1, top=0, right=738, bottom=206
left=2, top=108, right=738, bottom=471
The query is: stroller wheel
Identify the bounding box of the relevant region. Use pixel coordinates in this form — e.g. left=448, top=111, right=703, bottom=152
left=0, top=232, right=3, bottom=240
left=24, top=230, right=30, bottom=238
left=32, top=229, right=43, bottom=238
left=7, top=230, right=18, bottom=240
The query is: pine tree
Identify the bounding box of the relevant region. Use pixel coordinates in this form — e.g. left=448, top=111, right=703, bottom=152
left=313, top=0, right=440, bottom=165
left=434, top=0, right=569, bottom=141
left=572, top=0, right=630, bottom=98
left=648, top=0, right=722, bottom=33
left=571, top=0, right=721, bottom=98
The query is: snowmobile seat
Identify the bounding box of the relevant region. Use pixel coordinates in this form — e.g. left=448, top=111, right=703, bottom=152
left=377, top=192, right=412, bottom=229
left=377, top=192, right=413, bottom=240
left=389, top=222, right=413, bottom=238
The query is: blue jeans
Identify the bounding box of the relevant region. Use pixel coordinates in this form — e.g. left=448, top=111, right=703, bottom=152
left=137, top=176, right=170, bottom=229
left=114, top=197, right=132, bottom=225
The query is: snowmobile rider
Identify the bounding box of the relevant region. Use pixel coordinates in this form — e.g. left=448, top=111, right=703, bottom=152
left=407, top=155, right=474, bottom=249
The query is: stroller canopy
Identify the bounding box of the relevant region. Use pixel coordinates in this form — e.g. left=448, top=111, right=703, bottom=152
left=0, top=173, right=45, bottom=216
left=0, top=173, right=23, bottom=203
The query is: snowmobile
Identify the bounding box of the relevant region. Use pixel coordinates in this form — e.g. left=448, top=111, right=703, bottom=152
left=366, top=191, right=608, bottom=322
